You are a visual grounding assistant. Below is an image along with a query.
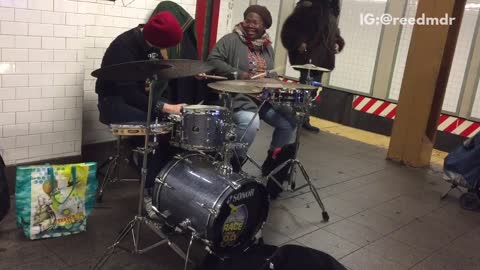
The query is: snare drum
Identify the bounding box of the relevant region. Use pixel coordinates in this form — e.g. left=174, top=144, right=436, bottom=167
left=170, top=105, right=230, bottom=152
left=110, top=121, right=173, bottom=136
left=263, top=88, right=313, bottom=108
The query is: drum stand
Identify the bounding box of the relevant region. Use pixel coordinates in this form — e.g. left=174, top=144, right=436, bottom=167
left=238, top=73, right=330, bottom=222
left=265, top=110, right=329, bottom=222
left=93, top=74, right=173, bottom=270
left=96, top=135, right=139, bottom=202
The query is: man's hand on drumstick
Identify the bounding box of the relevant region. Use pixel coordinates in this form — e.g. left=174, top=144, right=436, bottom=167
left=195, top=73, right=229, bottom=80
left=195, top=73, right=207, bottom=80
left=163, top=103, right=186, bottom=115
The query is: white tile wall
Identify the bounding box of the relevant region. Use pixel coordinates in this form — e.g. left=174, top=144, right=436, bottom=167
left=15, top=9, right=42, bottom=23
left=0, top=0, right=197, bottom=164
left=29, top=23, right=54, bottom=36
left=389, top=0, right=479, bottom=114
left=328, top=0, right=387, bottom=94
left=16, top=87, right=42, bottom=98
left=1, top=21, right=28, bottom=35
left=0, top=7, right=14, bottom=21
left=42, top=11, right=66, bottom=25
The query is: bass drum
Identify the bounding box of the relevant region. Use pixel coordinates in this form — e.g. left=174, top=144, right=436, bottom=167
left=152, top=154, right=269, bottom=256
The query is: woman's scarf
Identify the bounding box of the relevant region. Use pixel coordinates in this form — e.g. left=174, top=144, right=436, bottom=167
left=233, top=23, right=272, bottom=51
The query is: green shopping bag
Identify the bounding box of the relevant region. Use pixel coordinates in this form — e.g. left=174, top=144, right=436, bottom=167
left=15, top=162, right=97, bottom=240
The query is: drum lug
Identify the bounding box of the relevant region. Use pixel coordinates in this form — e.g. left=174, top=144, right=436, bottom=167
left=179, top=218, right=192, bottom=229
left=155, top=177, right=174, bottom=190
left=195, top=202, right=218, bottom=217
left=228, top=180, right=241, bottom=190
left=205, top=245, right=214, bottom=255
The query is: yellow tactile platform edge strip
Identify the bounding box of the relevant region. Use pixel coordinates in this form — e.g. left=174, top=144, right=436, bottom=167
left=309, top=117, right=448, bottom=169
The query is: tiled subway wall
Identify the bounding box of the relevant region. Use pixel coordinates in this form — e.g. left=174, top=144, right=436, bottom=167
left=0, top=0, right=196, bottom=165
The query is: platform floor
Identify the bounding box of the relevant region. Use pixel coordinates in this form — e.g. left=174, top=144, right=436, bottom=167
left=1, top=120, right=478, bottom=270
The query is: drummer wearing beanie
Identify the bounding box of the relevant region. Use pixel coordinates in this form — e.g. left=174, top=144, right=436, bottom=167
left=96, top=11, right=185, bottom=123
left=95, top=11, right=186, bottom=189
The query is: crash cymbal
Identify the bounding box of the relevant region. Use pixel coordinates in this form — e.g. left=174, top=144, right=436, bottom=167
left=91, top=59, right=214, bottom=81
left=208, top=78, right=317, bottom=93
left=291, top=64, right=331, bottom=72
left=207, top=81, right=264, bottom=94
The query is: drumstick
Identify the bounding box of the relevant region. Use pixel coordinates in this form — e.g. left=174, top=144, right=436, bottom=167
left=251, top=72, right=267, bottom=80
left=202, top=75, right=228, bottom=80
left=251, top=66, right=283, bottom=79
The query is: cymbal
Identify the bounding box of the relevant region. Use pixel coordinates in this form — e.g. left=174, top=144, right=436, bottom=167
left=207, top=81, right=264, bottom=94
left=291, top=64, right=331, bottom=72
left=207, top=78, right=317, bottom=94
left=91, top=59, right=214, bottom=81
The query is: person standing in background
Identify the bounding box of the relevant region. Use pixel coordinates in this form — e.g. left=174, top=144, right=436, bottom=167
left=281, top=0, right=345, bottom=133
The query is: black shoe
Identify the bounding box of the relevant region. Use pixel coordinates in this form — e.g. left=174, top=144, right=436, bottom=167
left=261, top=150, right=275, bottom=177
left=303, top=121, right=320, bottom=133
left=262, top=145, right=296, bottom=200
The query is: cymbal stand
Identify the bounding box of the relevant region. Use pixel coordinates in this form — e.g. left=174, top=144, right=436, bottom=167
left=93, top=73, right=169, bottom=270
left=264, top=85, right=329, bottom=222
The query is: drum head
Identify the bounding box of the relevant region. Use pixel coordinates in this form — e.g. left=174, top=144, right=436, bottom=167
left=210, top=181, right=269, bottom=255
left=183, top=104, right=227, bottom=111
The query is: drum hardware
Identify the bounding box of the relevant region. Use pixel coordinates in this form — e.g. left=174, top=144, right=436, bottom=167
left=291, top=62, right=332, bottom=72
left=207, top=78, right=317, bottom=93
left=195, top=202, right=219, bottom=217
left=151, top=153, right=269, bottom=261
left=169, top=104, right=230, bottom=152
left=227, top=76, right=330, bottom=222
left=266, top=90, right=329, bottom=222
left=96, top=135, right=139, bottom=203
left=92, top=59, right=268, bottom=269
left=93, top=59, right=207, bottom=269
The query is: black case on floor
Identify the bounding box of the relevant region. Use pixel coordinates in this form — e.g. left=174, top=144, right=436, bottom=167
left=196, top=244, right=347, bottom=270
left=196, top=244, right=278, bottom=270
left=262, top=245, right=347, bottom=270
left=0, top=154, right=10, bottom=223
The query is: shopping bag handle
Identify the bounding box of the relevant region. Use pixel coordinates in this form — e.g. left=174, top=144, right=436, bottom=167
left=48, top=166, right=77, bottom=205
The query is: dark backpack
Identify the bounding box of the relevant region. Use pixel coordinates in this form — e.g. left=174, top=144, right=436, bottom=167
left=0, top=153, right=10, bottom=223
left=444, top=132, right=480, bottom=187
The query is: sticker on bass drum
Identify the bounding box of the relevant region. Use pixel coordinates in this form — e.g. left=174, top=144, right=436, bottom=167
left=221, top=204, right=248, bottom=247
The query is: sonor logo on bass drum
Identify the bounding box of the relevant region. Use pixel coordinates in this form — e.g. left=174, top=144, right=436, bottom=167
left=227, top=188, right=255, bottom=204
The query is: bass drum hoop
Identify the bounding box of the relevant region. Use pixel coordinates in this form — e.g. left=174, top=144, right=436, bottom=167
left=153, top=154, right=269, bottom=255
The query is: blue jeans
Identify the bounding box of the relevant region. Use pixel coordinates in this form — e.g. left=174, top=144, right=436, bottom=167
left=233, top=104, right=297, bottom=158
left=260, top=104, right=297, bottom=149
left=232, top=110, right=260, bottom=159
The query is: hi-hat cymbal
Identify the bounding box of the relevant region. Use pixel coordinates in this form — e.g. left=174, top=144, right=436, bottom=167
left=291, top=64, right=331, bottom=72
left=208, top=78, right=317, bottom=94
left=91, top=59, right=214, bottom=81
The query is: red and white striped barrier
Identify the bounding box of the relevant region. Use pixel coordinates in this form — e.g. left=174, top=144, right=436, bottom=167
left=353, top=95, right=480, bottom=138
left=353, top=96, right=397, bottom=119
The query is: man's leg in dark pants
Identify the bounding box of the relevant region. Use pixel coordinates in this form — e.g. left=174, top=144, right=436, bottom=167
left=299, top=71, right=323, bottom=133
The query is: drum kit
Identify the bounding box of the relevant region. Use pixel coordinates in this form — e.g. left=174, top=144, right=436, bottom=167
left=90, top=58, right=330, bottom=270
